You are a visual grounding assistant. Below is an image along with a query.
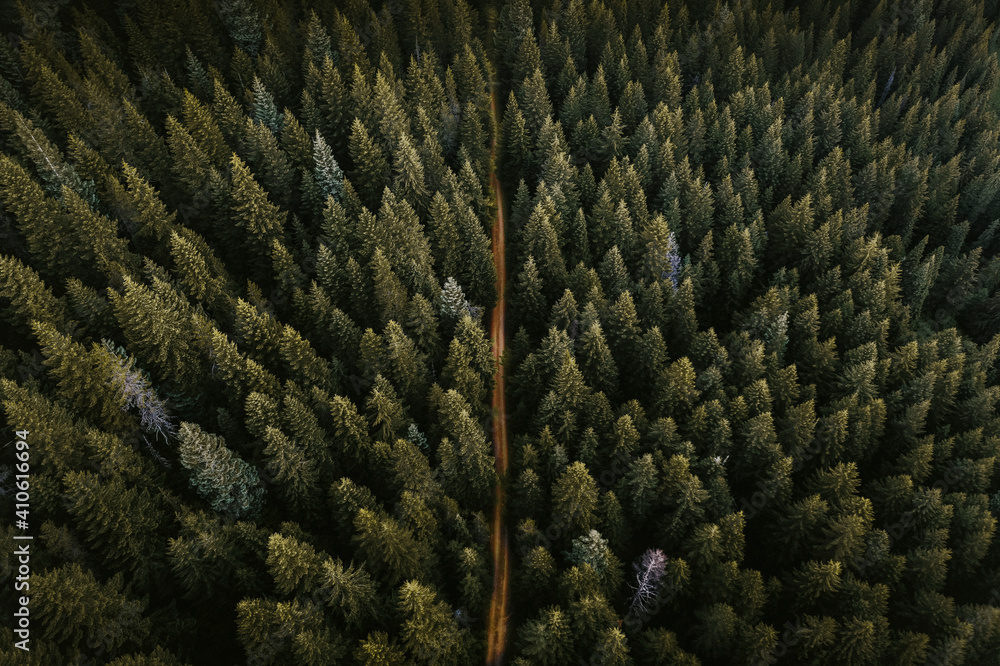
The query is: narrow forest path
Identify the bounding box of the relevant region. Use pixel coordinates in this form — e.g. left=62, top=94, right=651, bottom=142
left=485, top=86, right=510, bottom=666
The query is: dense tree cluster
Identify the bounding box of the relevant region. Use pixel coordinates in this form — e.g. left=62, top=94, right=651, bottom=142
left=0, top=1, right=497, bottom=663
left=0, top=0, right=998, bottom=664
left=499, top=0, right=1000, bottom=664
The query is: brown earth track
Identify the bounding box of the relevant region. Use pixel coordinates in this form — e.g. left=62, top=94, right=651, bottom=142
left=485, top=87, right=510, bottom=666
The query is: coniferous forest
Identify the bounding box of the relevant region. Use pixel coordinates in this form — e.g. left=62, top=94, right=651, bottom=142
left=1, top=0, right=1000, bottom=664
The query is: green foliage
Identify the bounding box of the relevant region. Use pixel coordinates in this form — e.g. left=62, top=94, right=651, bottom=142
left=312, top=129, right=342, bottom=203
left=251, top=77, right=282, bottom=134
left=178, top=421, right=264, bottom=519
left=2, top=1, right=1000, bottom=664
left=397, top=580, right=473, bottom=665
left=33, top=564, right=151, bottom=658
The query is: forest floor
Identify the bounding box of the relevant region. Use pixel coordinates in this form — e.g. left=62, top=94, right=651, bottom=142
left=485, top=85, right=511, bottom=666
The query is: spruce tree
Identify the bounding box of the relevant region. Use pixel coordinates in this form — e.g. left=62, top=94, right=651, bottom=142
left=312, top=129, right=343, bottom=203
left=177, top=421, right=264, bottom=519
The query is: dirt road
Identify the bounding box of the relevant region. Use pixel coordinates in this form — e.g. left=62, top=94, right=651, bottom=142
left=485, top=87, right=510, bottom=666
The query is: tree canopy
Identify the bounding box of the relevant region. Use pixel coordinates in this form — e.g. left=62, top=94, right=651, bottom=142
left=0, top=1, right=999, bottom=664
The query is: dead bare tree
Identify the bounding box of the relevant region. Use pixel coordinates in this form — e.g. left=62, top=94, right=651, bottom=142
left=629, top=548, right=667, bottom=615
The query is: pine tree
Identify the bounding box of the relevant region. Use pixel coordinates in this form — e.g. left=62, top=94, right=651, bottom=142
left=109, top=276, right=203, bottom=392
left=398, top=580, right=472, bottom=665
left=355, top=632, right=407, bottom=666
left=352, top=508, right=429, bottom=586
left=219, top=0, right=262, bottom=55
left=165, top=112, right=216, bottom=198
left=369, top=188, right=437, bottom=298
left=548, top=288, right=580, bottom=333
left=1, top=105, right=90, bottom=199
left=442, top=335, right=486, bottom=408
left=278, top=109, right=312, bottom=169
left=428, top=192, right=462, bottom=281
left=513, top=31, right=543, bottom=91
left=251, top=76, right=283, bottom=134
left=167, top=507, right=266, bottom=600
left=265, top=532, right=323, bottom=596
left=63, top=460, right=169, bottom=583
left=392, top=130, right=429, bottom=212
left=512, top=256, right=547, bottom=334
left=242, top=117, right=296, bottom=210
left=32, top=563, right=151, bottom=658
left=520, top=67, right=554, bottom=136
left=211, top=77, right=247, bottom=146
left=500, top=93, right=534, bottom=187
left=262, top=426, right=321, bottom=513
left=593, top=627, right=630, bottom=666
left=169, top=231, right=228, bottom=309
left=436, top=388, right=496, bottom=509
left=0, top=154, right=71, bottom=278
left=348, top=118, right=389, bottom=209
left=440, top=276, right=471, bottom=321
left=228, top=154, right=287, bottom=266
left=312, top=129, right=343, bottom=203
left=459, top=99, right=489, bottom=171
left=177, top=421, right=264, bottom=519
left=301, top=10, right=331, bottom=66
left=522, top=198, right=568, bottom=297
left=517, top=605, right=574, bottom=666
left=551, top=461, right=599, bottom=537
left=21, top=47, right=93, bottom=140
left=380, top=320, right=428, bottom=406
left=537, top=351, right=591, bottom=443
left=180, top=89, right=227, bottom=167
left=0, top=255, right=70, bottom=332
left=455, top=200, right=498, bottom=308
left=495, top=0, right=535, bottom=84
left=236, top=597, right=346, bottom=665
left=319, top=558, right=380, bottom=628
left=567, top=529, right=615, bottom=576
left=365, top=374, right=407, bottom=443
left=371, top=247, right=409, bottom=326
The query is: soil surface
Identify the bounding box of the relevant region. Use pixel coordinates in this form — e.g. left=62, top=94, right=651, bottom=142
left=485, top=86, right=510, bottom=666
